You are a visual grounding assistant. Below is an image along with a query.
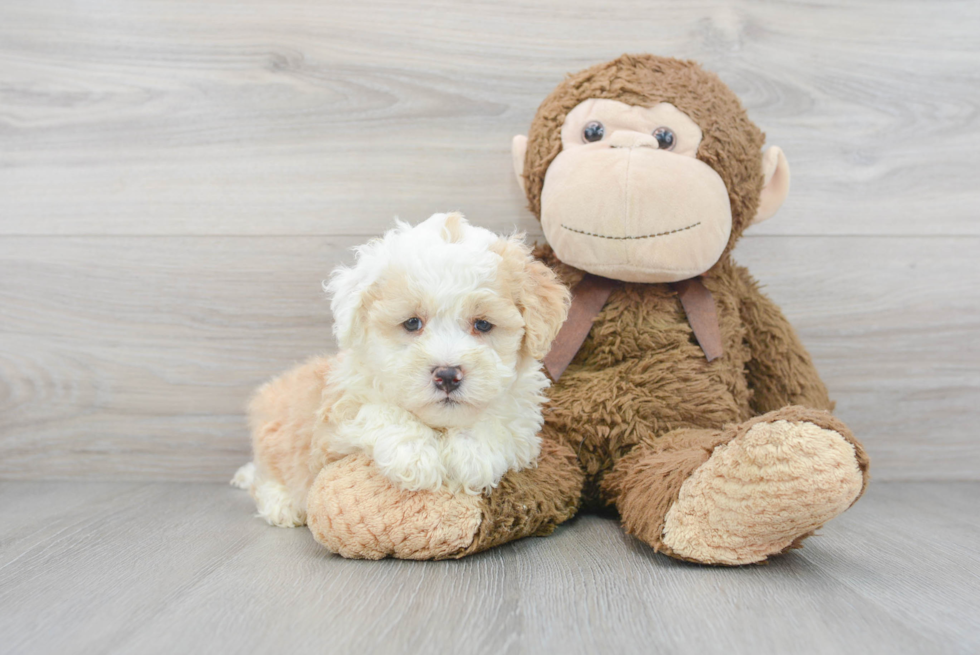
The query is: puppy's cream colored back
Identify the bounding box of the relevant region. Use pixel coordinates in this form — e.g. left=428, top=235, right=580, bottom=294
left=239, top=355, right=334, bottom=526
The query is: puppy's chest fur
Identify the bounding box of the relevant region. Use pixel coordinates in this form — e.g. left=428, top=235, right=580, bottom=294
left=312, top=357, right=546, bottom=495
left=535, top=245, right=754, bottom=487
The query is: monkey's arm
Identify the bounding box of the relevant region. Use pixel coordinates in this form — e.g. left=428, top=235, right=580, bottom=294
left=735, top=266, right=834, bottom=413
left=305, top=436, right=584, bottom=560
left=453, top=437, right=584, bottom=558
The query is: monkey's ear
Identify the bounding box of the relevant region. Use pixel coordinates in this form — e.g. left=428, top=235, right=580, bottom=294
left=752, top=146, right=791, bottom=225
left=511, top=135, right=528, bottom=192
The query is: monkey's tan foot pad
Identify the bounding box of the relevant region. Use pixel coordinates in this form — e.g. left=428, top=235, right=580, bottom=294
left=306, top=454, right=482, bottom=560
left=661, top=420, right=864, bottom=565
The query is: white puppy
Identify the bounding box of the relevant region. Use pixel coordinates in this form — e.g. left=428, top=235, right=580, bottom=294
left=234, top=212, right=569, bottom=527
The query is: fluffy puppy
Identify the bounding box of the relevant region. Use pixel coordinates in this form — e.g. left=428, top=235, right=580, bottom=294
left=234, top=212, right=570, bottom=527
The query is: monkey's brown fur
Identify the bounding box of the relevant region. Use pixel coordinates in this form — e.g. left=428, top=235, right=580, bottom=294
left=455, top=55, right=870, bottom=562
left=294, top=55, right=869, bottom=563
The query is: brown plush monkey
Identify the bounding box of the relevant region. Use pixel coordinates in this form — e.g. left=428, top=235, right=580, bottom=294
left=305, top=55, right=870, bottom=564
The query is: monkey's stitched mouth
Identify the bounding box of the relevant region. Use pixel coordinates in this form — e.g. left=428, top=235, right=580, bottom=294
left=561, top=221, right=701, bottom=240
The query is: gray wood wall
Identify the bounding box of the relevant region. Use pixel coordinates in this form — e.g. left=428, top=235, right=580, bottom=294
left=1, top=0, right=977, bottom=481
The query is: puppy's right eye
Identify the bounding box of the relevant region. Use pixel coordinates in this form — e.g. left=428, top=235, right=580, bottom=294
left=403, top=317, right=423, bottom=332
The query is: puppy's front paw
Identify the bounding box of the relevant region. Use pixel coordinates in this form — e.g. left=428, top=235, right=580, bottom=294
left=306, top=455, right=482, bottom=560
left=373, top=431, right=446, bottom=492
left=442, top=429, right=510, bottom=495
left=332, top=403, right=447, bottom=492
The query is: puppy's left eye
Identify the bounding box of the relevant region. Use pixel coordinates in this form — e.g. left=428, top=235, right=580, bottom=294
left=403, top=317, right=423, bottom=332
left=473, top=319, right=494, bottom=333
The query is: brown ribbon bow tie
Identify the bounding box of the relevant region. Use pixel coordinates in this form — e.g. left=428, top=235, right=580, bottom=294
left=543, top=273, right=723, bottom=382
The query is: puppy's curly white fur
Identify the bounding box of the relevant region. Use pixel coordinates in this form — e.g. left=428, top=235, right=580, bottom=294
left=235, top=213, right=570, bottom=527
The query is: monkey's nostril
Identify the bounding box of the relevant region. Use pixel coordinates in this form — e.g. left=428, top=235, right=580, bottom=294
left=433, top=367, right=463, bottom=393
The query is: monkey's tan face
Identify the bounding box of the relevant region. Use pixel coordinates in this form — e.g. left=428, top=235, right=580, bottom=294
left=539, top=99, right=732, bottom=283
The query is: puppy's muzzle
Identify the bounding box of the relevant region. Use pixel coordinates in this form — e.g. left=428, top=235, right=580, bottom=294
left=432, top=366, right=463, bottom=393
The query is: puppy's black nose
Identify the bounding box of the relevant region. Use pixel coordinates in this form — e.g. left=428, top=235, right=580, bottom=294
left=433, top=367, right=462, bottom=393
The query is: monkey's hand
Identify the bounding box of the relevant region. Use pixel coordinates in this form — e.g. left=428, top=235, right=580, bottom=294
left=305, top=438, right=583, bottom=560
left=306, top=453, right=482, bottom=560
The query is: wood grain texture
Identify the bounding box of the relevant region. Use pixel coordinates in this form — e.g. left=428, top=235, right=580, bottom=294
left=0, top=480, right=977, bottom=654
left=1, top=0, right=979, bottom=483
left=1, top=0, right=978, bottom=236
left=1, top=3, right=977, bottom=651
left=1, top=235, right=977, bottom=481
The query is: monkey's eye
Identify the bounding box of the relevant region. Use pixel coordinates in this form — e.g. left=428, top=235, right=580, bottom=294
left=403, top=317, right=423, bottom=332
left=473, top=319, right=494, bottom=333
left=652, top=127, right=676, bottom=151
left=582, top=121, right=605, bottom=143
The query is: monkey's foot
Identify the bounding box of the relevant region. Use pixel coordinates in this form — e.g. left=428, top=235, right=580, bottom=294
left=306, top=454, right=482, bottom=560
left=660, top=412, right=866, bottom=565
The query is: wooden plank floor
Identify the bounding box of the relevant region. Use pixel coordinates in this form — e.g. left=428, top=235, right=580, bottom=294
left=1, top=481, right=977, bottom=654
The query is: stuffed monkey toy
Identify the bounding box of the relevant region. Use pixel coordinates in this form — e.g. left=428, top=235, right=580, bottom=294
left=298, top=54, right=870, bottom=564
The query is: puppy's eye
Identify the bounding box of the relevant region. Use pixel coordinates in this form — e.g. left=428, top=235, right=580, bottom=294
left=473, top=319, right=493, bottom=333
left=652, top=127, right=676, bottom=151
left=582, top=121, right=605, bottom=143
left=403, top=317, right=423, bottom=332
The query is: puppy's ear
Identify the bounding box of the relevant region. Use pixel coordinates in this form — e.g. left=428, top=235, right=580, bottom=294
left=325, top=255, right=377, bottom=350
left=493, top=236, right=570, bottom=360
left=440, top=212, right=467, bottom=243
